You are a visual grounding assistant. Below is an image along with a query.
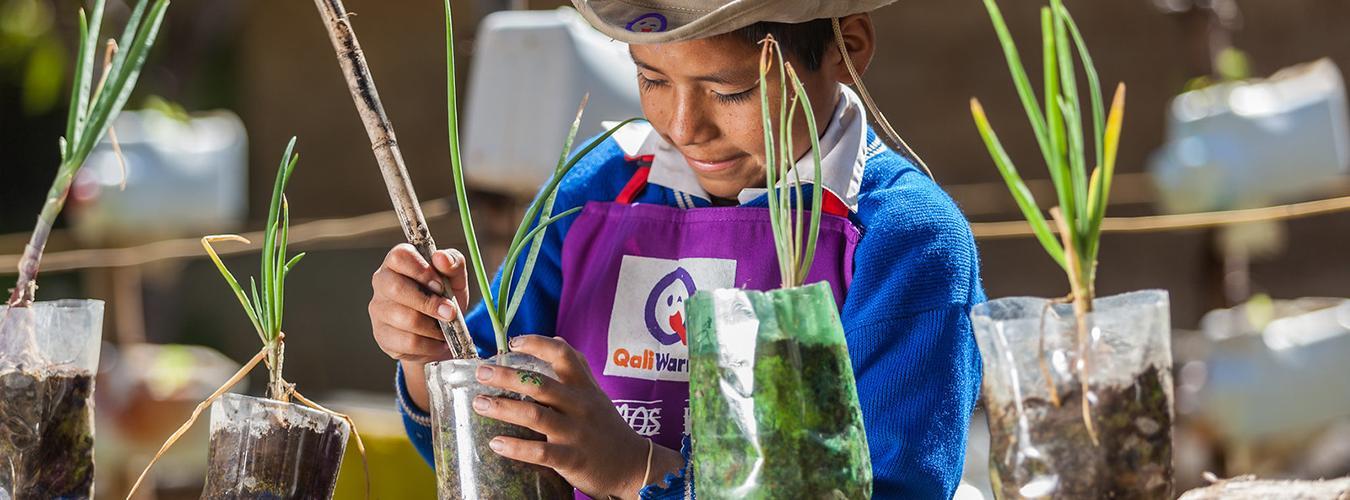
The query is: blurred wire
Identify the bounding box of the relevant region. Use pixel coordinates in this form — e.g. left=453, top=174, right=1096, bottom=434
left=4, top=193, right=1350, bottom=271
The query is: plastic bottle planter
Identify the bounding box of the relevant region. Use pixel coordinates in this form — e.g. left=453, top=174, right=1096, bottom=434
left=0, top=299, right=104, bottom=499
left=687, top=282, right=872, bottom=499
left=973, top=290, right=1174, bottom=499
left=426, top=352, right=572, bottom=499
left=202, top=393, right=350, bottom=499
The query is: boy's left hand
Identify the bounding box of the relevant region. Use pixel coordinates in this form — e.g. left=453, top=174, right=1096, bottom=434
left=472, top=335, right=683, bottom=499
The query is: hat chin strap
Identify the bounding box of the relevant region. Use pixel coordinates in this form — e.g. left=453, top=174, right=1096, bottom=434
left=831, top=17, right=935, bottom=181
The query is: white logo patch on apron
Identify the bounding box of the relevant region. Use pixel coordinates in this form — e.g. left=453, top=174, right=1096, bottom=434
left=603, top=255, right=736, bottom=381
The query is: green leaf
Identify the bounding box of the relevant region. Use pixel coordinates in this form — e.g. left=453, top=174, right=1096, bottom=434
left=971, top=99, right=1067, bottom=269
left=980, top=0, right=1053, bottom=170
left=1040, top=8, right=1076, bottom=244
left=72, top=0, right=169, bottom=164
left=758, top=39, right=786, bottom=284
left=790, top=66, right=825, bottom=285
left=201, top=235, right=264, bottom=340
left=274, top=196, right=290, bottom=334
left=1059, top=5, right=1105, bottom=178
left=284, top=252, right=307, bottom=275
left=64, top=6, right=92, bottom=147
left=249, top=276, right=267, bottom=343
left=260, top=139, right=293, bottom=334
left=1051, top=0, right=1087, bottom=226
left=503, top=206, right=584, bottom=327
left=1085, top=84, right=1125, bottom=265
left=444, top=0, right=505, bottom=349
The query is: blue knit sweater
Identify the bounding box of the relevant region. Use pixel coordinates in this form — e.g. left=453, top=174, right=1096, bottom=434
left=396, top=127, right=984, bottom=498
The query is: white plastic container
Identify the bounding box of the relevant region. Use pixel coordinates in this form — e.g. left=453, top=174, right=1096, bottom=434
left=463, top=7, right=642, bottom=195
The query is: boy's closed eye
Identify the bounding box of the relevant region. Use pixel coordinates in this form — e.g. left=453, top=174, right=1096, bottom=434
left=637, top=73, right=757, bottom=105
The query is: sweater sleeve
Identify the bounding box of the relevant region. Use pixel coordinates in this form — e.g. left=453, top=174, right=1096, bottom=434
left=844, top=150, right=985, bottom=497
left=848, top=305, right=982, bottom=497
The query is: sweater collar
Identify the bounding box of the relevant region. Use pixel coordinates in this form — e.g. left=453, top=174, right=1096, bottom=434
left=610, top=84, right=868, bottom=213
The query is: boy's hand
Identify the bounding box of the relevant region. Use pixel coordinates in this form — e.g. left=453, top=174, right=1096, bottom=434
left=369, top=243, right=469, bottom=410
left=473, top=335, right=684, bottom=499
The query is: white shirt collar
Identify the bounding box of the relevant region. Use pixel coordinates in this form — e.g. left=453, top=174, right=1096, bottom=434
left=609, top=85, right=868, bottom=212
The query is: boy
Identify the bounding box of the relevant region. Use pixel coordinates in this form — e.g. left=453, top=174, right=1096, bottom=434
left=369, top=1, right=983, bottom=497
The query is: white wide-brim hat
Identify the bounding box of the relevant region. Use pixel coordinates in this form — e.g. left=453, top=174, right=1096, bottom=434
left=571, top=0, right=897, bottom=44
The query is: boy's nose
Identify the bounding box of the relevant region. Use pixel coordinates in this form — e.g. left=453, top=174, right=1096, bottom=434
left=666, top=92, right=717, bottom=147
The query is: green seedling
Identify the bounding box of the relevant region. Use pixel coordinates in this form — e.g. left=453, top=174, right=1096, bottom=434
left=970, top=0, right=1129, bottom=444
left=7, top=0, right=170, bottom=308
left=759, top=35, right=826, bottom=289
left=442, top=0, right=640, bottom=355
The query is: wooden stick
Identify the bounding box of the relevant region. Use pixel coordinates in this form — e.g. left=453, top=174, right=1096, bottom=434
left=311, top=0, right=476, bottom=359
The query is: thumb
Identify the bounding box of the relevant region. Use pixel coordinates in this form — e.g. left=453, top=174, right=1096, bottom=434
left=431, top=248, right=471, bottom=308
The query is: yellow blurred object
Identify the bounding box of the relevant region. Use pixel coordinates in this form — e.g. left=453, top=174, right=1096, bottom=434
left=331, top=401, right=437, bottom=500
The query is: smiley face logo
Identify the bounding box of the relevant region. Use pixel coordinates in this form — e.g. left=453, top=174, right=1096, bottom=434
left=644, top=267, right=695, bottom=346
left=626, top=13, right=668, bottom=33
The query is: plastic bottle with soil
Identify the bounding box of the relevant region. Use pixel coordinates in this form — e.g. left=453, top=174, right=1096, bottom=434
left=687, top=282, right=872, bottom=499
left=0, top=299, right=103, bottom=499
left=973, top=290, right=1174, bottom=499
left=426, top=352, right=572, bottom=499
left=201, top=392, right=351, bottom=499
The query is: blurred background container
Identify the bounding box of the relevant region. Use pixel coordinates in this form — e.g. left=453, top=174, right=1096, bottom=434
left=3, top=0, right=1349, bottom=497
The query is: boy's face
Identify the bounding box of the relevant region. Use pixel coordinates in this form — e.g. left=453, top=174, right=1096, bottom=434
left=630, top=34, right=840, bottom=200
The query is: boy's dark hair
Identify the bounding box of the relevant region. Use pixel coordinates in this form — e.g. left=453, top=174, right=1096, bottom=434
left=734, top=19, right=836, bottom=71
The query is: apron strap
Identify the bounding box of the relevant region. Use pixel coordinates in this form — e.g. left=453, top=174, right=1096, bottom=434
left=615, top=155, right=850, bottom=218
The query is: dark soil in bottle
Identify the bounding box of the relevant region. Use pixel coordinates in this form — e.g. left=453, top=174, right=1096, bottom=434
left=986, top=365, right=1173, bottom=499
left=691, top=339, right=870, bottom=499
left=433, top=396, right=572, bottom=499
left=0, top=369, right=96, bottom=499
left=200, top=412, right=348, bottom=499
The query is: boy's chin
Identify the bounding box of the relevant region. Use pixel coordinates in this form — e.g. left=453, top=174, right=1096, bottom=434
left=696, top=177, right=754, bottom=202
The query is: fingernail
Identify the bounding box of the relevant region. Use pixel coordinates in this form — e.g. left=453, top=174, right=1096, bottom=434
left=473, top=396, right=490, bottom=412
left=489, top=438, right=504, bottom=452
left=509, top=336, right=522, bottom=348
left=428, top=280, right=444, bottom=294
left=477, top=366, right=494, bottom=381
left=437, top=302, right=455, bottom=321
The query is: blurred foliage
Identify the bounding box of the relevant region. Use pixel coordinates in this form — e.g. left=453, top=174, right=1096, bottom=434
left=1184, top=47, right=1254, bottom=92
left=0, top=0, right=66, bottom=115
left=143, top=94, right=191, bottom=122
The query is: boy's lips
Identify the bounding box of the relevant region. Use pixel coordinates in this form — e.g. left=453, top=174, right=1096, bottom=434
left=682, top=153, right=746, bottom=174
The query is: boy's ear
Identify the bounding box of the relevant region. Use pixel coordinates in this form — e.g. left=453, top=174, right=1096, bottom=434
left=830, top=14, right=877, bottom=86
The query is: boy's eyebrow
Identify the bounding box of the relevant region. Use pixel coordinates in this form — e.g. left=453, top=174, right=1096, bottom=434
left=631, top=56, right=752, bottom=85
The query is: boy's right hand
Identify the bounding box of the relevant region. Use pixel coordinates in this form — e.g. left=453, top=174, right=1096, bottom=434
left=369, top=244, right=470, bottom=409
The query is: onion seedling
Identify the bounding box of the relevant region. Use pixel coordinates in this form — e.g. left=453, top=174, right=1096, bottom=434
left=970, top=0, right=1128, bottom=444
left=128, top=139, right=370, bottom=499
left=200, top=137, right=304, bottom=401
left=759, top=36, right=825, bottom=288
left=442, top=0, right=640, bottom=355
left=6, top=0, right=170, bottom=309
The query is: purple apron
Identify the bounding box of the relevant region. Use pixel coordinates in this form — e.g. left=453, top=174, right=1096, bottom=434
left=555, top=166, right=861, bottom=458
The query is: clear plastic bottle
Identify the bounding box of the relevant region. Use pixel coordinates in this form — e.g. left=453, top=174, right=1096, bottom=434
left=426, top=352, right=572, bottom=499
left=973, top=290, right=1174, bottom=499
left=202, top=393, right=350, bottom=499
left=0, top=299, right=103, bottom=499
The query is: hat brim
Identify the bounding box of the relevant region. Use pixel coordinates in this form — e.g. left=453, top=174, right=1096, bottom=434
left=574, top=0, right=896, bottom=45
